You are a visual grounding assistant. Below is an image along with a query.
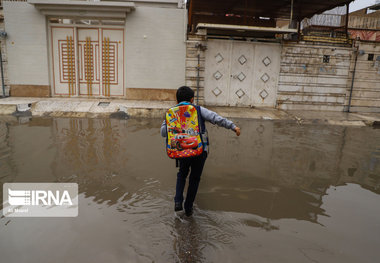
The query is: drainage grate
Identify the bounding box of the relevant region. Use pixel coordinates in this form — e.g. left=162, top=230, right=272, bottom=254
left=98, top=102, right=110, bottom=107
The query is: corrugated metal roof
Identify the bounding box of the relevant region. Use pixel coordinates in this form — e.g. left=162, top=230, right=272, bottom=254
left=369, top=3, right=380, bottom=11
left=189, top=0, right=353, bottom=20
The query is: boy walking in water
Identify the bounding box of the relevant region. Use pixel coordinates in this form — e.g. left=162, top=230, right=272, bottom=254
left=161, top=86, right=240, bottom=216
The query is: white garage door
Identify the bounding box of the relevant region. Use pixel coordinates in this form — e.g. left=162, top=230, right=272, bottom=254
left=205, top=39, right=281, bottom=107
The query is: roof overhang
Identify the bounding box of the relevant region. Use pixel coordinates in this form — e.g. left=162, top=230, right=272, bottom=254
left=197, top=23, right=298, bottom=33
left=28, top=0, right=135, bottom=19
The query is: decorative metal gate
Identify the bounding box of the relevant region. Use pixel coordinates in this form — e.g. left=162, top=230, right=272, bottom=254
left=51, top=26, right=124, bottom=97
left=205, top=40, right=281, bottom=107
left=78, top=28, right=99, bottom=96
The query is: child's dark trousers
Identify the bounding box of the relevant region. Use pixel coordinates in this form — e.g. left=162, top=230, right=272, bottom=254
left=174, top=151, right=208, bottom=211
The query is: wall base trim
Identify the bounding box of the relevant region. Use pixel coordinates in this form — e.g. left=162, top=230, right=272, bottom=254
left=10, top=85, right=51, bottom=97
left=126, top=88, right=176, bottom=101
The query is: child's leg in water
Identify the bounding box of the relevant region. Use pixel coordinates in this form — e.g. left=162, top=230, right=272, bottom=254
left=184, top=152, right=208, bottom=215
left=174, top=158, right=191, bottom=210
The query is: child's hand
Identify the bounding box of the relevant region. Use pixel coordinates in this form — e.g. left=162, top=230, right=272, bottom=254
left=234, top=127, right=241, bottom=136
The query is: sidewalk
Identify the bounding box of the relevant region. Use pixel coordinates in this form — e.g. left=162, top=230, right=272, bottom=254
left=1, top=97, right=380, bottom=127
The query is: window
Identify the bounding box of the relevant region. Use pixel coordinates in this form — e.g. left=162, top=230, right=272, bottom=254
left=323, top=55, right=330, bottom=63
left=368, top=54, right=374, bottom=61
left=48, top=18, right=124, bottom=25
left=366, top=8, right=376, bottom=14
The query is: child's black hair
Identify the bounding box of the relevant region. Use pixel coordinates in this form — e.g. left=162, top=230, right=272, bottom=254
left=176, top=86, right=194, bottom=103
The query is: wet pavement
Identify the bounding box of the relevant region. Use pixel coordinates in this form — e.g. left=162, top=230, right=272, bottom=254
left=0, top=116, right=380, bottom=263
left=2, top=97, right=380, bottom=127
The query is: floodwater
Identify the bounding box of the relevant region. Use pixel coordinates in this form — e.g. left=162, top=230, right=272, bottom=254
left=0, top=116, right=380, bottom=263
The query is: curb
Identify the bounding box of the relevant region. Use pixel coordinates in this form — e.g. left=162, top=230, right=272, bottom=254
left=0, top=100, right=380, bottom=127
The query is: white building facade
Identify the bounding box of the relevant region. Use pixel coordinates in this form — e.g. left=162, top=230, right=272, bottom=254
left=3, top=0, right=186, bottom=99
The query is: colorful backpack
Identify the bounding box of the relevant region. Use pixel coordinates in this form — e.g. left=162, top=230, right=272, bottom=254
left=165, top=104, right=204, bottom=159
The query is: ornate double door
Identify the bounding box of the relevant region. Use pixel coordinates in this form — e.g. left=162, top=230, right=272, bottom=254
left=205, top=40, right=281, bottom=107
left=51, top=27, right=124, bottom=97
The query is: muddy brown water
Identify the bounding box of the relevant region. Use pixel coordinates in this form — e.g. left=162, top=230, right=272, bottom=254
left=0, top=117, right=380, bottom=263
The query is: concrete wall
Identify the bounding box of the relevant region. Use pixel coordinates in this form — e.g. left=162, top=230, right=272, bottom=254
left=346, top=41, right=380, bottom=112
left=275, top=41, right=380, bottom=112
left=277, top=42, right=352, bottom=111
left=125, top=6, right=186, bottom=95
left=3, top=1, right=50, bottom=88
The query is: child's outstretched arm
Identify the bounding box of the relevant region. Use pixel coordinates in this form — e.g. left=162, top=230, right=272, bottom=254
left=200, top=107, right=240, bottom=136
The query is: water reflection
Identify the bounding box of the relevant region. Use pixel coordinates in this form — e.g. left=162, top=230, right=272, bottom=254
left=174, top=216, right=203, bottom=262
left=0, top=120, right=16, bottom=181
left=199, top=121, right=380, bottom=222
left=0, top=116, right=379, bottom=262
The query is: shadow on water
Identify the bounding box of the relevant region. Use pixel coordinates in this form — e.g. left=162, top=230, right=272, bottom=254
left=0, top=116, right=380, bottom=262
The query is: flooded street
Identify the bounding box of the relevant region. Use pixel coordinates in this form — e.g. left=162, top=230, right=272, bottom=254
left=0, top=116, right=380, bottom=263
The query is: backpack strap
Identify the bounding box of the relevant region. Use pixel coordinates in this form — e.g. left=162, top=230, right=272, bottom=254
left=195, top=105, right=206, bottom=135
left=195, top=105, right=209, bottom=149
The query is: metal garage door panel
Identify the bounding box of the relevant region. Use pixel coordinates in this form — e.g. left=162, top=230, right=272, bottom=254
left=229, top=42, right=254, bottom=106
left=252, top=43, right=281, bottom=107
left=205, top=40, right=231, bottom=106
left=205, top=40, right=281, bottom=107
